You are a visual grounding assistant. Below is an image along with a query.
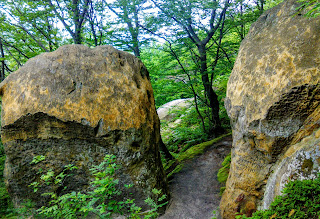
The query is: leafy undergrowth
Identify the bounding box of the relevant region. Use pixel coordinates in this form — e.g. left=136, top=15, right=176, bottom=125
left=8, top=155, right=167, bottom=219
left=1, top=131, right=232, bottom=218
left=163, top=133, right=232, bottom=179
left=217, top=152, right=231, bottom=195
left=160, top=105, right=210, bottom=153
left=159, top=98, right=231, bottom=154
left=237, top=175, right=320, bottom=219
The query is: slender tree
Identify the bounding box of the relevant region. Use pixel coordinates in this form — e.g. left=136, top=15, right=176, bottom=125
left=255, top=0, right=265, bottom=14
left=86, top=0, right=106, bottom=46
left=0, top=0, right=63, bottom=76
left=151, top=0, right=231, bottom=136
left=0, top=38, right=5, bottom=82
left=46, top=0, right=90, bottom=44
left=104, top=0, right=156, bottom=57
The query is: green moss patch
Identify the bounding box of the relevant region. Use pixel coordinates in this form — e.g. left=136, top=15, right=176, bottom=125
left=217, top=152, right=231, bottom=196
left=167, top=164, right=184, bottom=179
left=178, top=133, right=232, bottom=163
left=217, top=152, right=231, bottom=184
left=301, top=158, right=313, bottom=174
left=164, top=133, right=232, bottom=178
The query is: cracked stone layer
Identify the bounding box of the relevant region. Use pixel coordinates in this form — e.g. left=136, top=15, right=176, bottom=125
left=220, top=0, right=320, bottom=218
left=0, top=45, right=169, bottom=210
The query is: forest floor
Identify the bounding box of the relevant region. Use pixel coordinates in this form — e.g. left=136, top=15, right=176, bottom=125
left=160, top=135, right=232, bottom=219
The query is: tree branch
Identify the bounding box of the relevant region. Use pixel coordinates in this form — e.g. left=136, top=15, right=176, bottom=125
left=3, top=44, right=22, bottom=66
left=203, top=0, right=230, bottom=45
left=1, top=37, right=30, bottom=59
left=13, top=23, right=49, bottom=52
left=47, top=0, right=75, bottom=40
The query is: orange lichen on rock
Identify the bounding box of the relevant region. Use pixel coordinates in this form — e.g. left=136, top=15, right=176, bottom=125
left=0, top=45, right=169, bottom=211
left=0, top=45, right=155, bottom=143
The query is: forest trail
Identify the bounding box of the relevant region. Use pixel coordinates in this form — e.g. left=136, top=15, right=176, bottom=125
left=160, top=136, right=232, bottom=219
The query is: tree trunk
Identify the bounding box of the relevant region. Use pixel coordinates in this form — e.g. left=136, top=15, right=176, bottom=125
left=47, top=19, right=54, bottom=51
left=0, top=39, right=5, bottom=82
left=240, top=0, right=245, bottom=40
left=159, top=137, right=174, bottom=161
left=256, top=0, right=264, bottom=14
left=132, top=35, right=140, bottom=57
left=72, top=0, right=82, bottom=44
left=260, top=0, right=264, bottom=13
left=198, top=44, right=223, bottom=136
left=74, top=28, right=82, bottom=44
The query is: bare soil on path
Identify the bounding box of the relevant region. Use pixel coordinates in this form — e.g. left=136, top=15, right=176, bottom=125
left=160, top=136, right=232, bottom=219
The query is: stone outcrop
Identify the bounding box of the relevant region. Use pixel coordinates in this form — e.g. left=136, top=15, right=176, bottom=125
left=220, top=0, right=320, bottom=218
left=157, top=98, right=193, bottom=122
left=157, top=98, right=193, bottom=142
left=0, top=45, right=169, bottom=209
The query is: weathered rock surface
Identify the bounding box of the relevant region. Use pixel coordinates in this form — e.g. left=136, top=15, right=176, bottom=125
left=0, top=45, right=169, bottom=209
left=221, top=0, right=320, bottom=218
left=157, top=98, right=193, bottom=122
left=157, top=98, right=193, bottom=143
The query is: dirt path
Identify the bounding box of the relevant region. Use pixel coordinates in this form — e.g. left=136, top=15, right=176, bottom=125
left=160, top=136, right=232, bottom=219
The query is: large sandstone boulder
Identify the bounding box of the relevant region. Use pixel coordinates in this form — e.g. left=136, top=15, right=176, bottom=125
left=0, top=45, right=169, bottom=209
left=221, top=0, right=320, bottom=218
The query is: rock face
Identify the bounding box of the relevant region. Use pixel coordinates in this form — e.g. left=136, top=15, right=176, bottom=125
left=157, top=98, right=193, bottom=122
left=221, top=0, right=320, bottom=218
left=0, top=45, right=169, bottom=209
left=157, top=98, right=193, bottom=142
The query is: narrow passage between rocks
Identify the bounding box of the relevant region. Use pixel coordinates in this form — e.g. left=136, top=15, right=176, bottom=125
left=160, top=136, right=232, bottom=219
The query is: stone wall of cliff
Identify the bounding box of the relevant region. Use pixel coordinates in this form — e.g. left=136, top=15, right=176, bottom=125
left=220, top=0, right=320, bottom=217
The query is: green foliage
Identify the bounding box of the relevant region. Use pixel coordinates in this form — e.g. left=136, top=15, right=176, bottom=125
left=141, top=36, right=234, bottom=140
left=146, top=53, right=231, bottom=150
left=213, top=73, right=232, bottom=130
left=217, top=153, right=231, bottom=184
left=23, top=154, right=166, bottom=219
left=160, top=104, right=212, bottom=152
left=144, top=188, right=168, bottom=219
left=164, top=133, right=232, bottom=178
left=31, top=155, right=46, bottom=164
left=297, top=0, right=320, bottom=17
left=140, top=46, right=191, bottom=108
left=217, top=152, right=231, bottom=195
left=104, top=0, right=156, bottom=56
left=0, top=0, right=62, bottom=75
left=237, top=175, right=320, bottom=219
left=15, top=199, right=37, bottom=218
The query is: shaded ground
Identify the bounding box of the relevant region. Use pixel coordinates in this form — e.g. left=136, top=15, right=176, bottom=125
left=160, top=136, right=232, bottom=219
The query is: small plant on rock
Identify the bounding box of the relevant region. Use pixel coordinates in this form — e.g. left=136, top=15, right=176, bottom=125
left=237, top=174, right=320, bottom=219
left=217, top=152, right=231, bottom=195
